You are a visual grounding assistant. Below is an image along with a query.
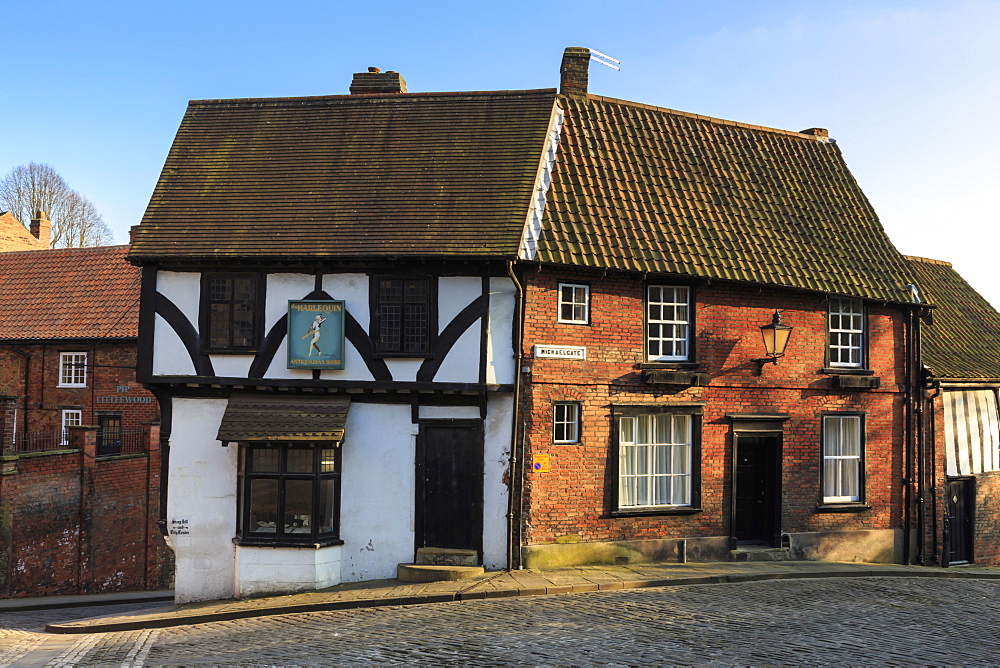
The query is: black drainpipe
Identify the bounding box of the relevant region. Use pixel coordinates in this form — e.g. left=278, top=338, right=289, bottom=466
left=505, top=260, right=525, bottom=571
left=149, top=387, right=173, bottom=540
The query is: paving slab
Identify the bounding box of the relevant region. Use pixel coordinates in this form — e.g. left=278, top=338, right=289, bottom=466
left=42, top=561, right=1000, bottom=634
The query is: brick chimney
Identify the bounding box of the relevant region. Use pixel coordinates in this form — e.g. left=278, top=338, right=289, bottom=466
left=29, top=211, right=51, bottom=248
left=560, top=47, right=591, bottom=97
left=350, top=67, right=407, bottom=94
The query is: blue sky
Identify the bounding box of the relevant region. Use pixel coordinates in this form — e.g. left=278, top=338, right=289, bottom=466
left=3, top=0, right=998, bottom=306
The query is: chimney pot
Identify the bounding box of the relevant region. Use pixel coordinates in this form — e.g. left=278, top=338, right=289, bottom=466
left=29, top=210, right=51, bottom=248
left=560, top=47, right=592, bottom=97
left=368, top=67, right=381, bottom=73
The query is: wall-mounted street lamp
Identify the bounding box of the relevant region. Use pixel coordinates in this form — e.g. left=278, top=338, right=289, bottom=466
left=754, top=310, right=793, bottom=374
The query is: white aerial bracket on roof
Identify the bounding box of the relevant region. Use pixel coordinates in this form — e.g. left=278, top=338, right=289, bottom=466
left=589, top=49, right=621, bottom=71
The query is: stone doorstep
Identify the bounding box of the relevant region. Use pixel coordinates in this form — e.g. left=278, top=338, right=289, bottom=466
left=415, top=547, right=479, bottom=566
left=730, top=546, right=793, bottom=562
left=397, top=563, right=485, bottom=583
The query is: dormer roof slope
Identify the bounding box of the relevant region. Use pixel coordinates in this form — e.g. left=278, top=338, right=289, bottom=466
left=537, top=95, right=916, bottom=303
left=906, top=256, right=1000, bottom=380
left=128, top=90, right=558, bottom=262
left=0, top=245, right=139, bottom=340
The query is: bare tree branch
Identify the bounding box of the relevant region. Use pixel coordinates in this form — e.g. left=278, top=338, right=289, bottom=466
left=0, top=162, right=113, bottom=247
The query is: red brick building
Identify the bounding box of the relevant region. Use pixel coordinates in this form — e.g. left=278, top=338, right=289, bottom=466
left=0, top=210, right=49, bottom=252
left=907, top=256, right=1000, bottom=566
left=513, top=48, right=926, bottom=567
left=0, top=245, right=169, bottom=597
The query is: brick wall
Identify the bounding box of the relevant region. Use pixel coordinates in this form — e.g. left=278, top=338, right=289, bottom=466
left=519, top=266, right=907, bottom=552
left=0, top=341, right=157, bottom=436
left=0, top=340, right=168, bottom=597
left=0, top=424, right=170, bottom=597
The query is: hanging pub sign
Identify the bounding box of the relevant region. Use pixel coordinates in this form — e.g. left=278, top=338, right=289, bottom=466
left=287, top=300, right=346, bottom=370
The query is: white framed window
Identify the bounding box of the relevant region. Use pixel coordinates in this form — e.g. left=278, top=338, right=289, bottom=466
left=558, top=283, right=589, bottom=324
left=822, top=414, right=863, bottom=503
left=618, top=413, right=693, bottom=508
left=61, top=409, right=82, bottom=446
left=647, top=286, right=690, bottom=361
left=58, top=352, right=87, bottom=387
left=828, top=297, right=864, bottom=367
left=553, top=402, right=580, bottom=443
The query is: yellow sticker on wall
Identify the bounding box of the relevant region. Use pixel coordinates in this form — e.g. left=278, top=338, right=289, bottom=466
left=532, top=453, right=550, bottom=473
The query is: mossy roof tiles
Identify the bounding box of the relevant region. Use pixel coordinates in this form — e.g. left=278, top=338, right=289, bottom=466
left=0, top=245, right=139, bottom=339
left=129, top=90, right=558, bottom=261
left=537, top=95, right=917, bottom=303
left=906, top=256, right=1000, bottom=380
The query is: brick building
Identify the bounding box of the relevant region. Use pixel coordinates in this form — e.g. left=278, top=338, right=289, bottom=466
left=0, top=210, right=50, bottom=252
left=514, top=48, right=926, bottom=567
left=0, top=245, right=169, bottom=597
left=907, top=256, right=1000, bottom=566
left=130, top=48, right=933, bottom=602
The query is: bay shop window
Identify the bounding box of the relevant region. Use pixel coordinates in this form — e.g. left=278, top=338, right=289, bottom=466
left=236, top=442, right=342, bottom=547
left=219, top=394, right=350, bottom=547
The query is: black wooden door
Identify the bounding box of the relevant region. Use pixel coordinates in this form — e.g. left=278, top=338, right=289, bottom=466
left=945, top=478, right=974, bottom=565
left=734, top=435, right=779, bottom=544
left=416, top=421, right=484, bottom=555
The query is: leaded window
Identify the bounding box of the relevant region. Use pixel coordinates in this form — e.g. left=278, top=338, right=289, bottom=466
left=205, top=274, right=259, bottom=351
left=375, top=277, right=432, bottom=355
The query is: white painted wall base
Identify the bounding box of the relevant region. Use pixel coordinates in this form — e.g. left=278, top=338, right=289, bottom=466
left=235, top=545, right=342, bottom=598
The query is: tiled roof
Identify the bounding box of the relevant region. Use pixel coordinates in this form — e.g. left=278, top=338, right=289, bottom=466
left=129, top=90, right=558, bottom=261
left=906, top=256, right=1000, bottom=380
left=537, top=95, right=917, bottom=303
left=0, top=245, right=139, bottom=340
left=0, top=211, right=46, bottom=252
left=216, top=394, right=350, bottom=442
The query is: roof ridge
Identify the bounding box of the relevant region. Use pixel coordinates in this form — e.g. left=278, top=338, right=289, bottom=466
left=578, top=93, right=827, bottom=140
left=904, top=255, right=952, bottom=267
left=190, top=88, right=558, bottom=106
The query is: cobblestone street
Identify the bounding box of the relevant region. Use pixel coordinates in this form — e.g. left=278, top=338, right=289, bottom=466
left=3, top=577, right=1000, bottom=665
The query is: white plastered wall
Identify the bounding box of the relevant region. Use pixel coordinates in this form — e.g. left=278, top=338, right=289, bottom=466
left=153, top=271, right=201, bottom=376
left=339, top=403, right=416, bottom=582
left=168, top=397, right=238, bottom=603
left=487, top=277, right=516, bottom=385
left=483, top=393, right=513, bottom=569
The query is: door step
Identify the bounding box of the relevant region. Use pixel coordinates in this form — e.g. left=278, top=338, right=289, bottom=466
left=397, top=563, right=485, bottom=583
left=415, top=547, right=479, bottom=567
left=730, top=546, right=792, bottom=562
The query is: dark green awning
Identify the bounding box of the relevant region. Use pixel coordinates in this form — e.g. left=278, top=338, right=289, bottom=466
left=216, top=394, right=350, bottom=443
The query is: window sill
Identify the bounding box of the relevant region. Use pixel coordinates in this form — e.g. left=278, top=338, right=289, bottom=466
left=374, top=353, right=434, bottom=360
left=815, top=503, right=870, bottom=513
left=820, top=367, right=874, bottom=375
left=204, top=349, right=259, bottom=355
left=611, top=507, right=702, bottom=517
left=640, top=362, right=700, bottom=370
left=556, top=320, right=590, bottom=326
left=57, top=384, right=87, bottom=389
left=233, top=536, right=344, bottom=549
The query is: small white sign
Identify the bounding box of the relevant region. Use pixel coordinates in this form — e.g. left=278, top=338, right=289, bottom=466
left=534, top=345, right=587, bottom=360
left=169, top=517, right=191, bottom=536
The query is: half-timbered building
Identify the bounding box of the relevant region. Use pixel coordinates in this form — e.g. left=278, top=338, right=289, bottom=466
left=907, top=255, right=1000, bottom=566
left=128, top=70, right=559, bottom=602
